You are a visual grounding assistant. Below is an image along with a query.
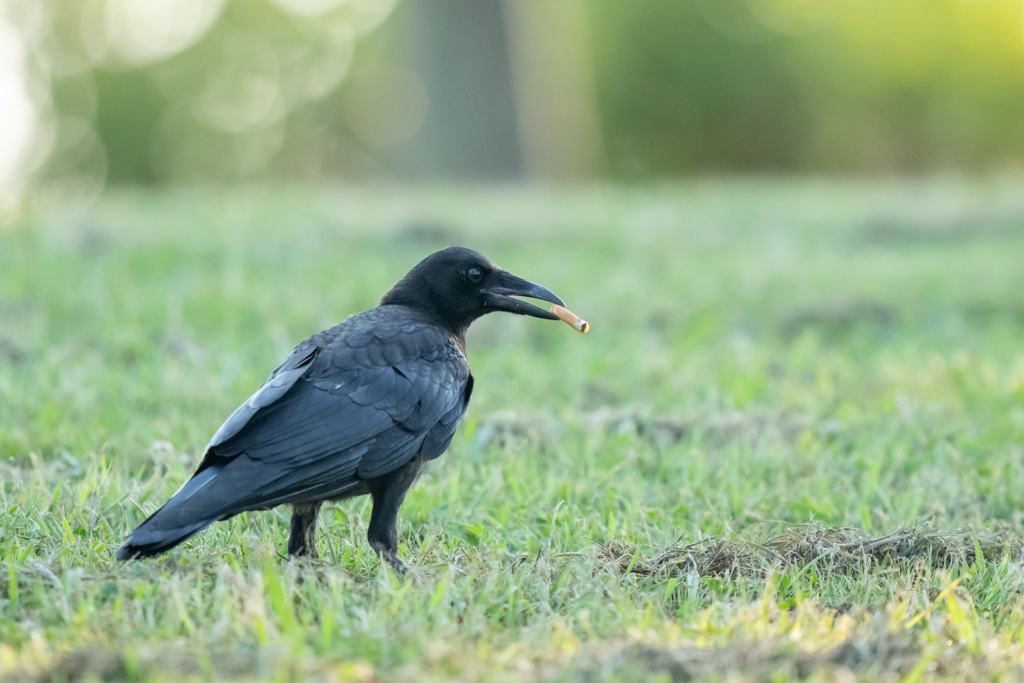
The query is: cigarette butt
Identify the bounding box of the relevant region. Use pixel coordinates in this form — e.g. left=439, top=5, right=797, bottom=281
left=551, top=304, right=589, bottom=334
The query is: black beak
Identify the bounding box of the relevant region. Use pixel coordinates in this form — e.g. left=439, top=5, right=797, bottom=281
left=482, top=271, right=565, bottom=320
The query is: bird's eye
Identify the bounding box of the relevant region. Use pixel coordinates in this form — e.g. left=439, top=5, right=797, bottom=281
left=467, top=267, right=483, bottom=283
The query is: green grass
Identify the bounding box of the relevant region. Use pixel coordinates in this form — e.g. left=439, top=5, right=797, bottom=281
left=2, top=178, right=1024, bottom=681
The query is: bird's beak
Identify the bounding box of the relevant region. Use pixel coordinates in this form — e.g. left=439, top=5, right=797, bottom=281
left=483, top=271, right=565, bottom=320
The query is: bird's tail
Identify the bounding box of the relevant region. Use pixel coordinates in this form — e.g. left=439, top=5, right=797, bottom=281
left=116, top=464, right=229, bottom=560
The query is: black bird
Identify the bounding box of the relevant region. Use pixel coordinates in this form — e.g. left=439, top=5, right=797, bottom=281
left=117, top=247, right=565, bottom=572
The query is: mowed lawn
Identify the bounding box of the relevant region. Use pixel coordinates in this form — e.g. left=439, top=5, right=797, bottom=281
left=2, top=179, right=1024, bottom=682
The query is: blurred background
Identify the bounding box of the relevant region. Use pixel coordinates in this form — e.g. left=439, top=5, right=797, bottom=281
left=2, top=0, right=1024, bottom=206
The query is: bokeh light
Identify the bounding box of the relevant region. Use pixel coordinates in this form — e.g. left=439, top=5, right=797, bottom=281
left=267, top=0, right=348, bottom=19
left=1, top=0, right=1023, bottom=209
left=104, top=0, right=225, bottom=66
left=191, top=34, right=287, bottom=134
left=0, top=3, right=51, bottom=205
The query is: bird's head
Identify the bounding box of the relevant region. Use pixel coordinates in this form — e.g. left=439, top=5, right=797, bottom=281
left=380, top=247, right=564, bottom=335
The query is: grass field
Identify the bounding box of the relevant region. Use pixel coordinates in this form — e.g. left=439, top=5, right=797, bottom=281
left=2, top=178, right=1024, bottom=681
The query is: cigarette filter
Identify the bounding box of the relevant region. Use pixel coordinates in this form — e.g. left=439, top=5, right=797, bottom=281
left=551, top=304, right=589, bottom=334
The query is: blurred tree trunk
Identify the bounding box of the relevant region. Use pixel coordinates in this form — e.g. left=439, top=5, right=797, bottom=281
left=398, top=0, right=524, bottom=180
left=503, top=0, right=605, bottom=180
left=382, top=0, right=604, bottom=181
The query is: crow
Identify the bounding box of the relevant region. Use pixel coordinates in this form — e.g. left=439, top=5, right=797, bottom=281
left=117, top=247, right=565, bottom=572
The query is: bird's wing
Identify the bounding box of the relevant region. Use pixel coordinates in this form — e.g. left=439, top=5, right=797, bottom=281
left=203, top=340, right=321, bottom=453
left=197, top=311, right=470, bottom=503
left=118, top=310, right=471, bottom=558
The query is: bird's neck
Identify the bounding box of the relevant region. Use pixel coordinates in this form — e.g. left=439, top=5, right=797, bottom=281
left=377, top=299, right=472, bottom=347
left=380, top=281, right=479, bottom=342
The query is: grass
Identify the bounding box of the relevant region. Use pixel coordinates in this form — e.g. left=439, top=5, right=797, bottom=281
left=1, top=177, right=1024, bottom=681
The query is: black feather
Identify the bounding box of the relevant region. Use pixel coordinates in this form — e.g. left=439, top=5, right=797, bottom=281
left=117, top=247, right=563, bottom=565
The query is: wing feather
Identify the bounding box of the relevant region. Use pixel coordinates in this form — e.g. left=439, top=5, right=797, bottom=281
left=118, top=307, right=473, bottom=558
left=206, top=348, right=319, bottom=450
left=188, top=307, right=470, bottom=512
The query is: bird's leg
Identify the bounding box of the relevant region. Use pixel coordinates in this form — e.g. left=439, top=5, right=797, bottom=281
left=288, top=502, right=322, bottom=559
left=367, top=457, right=424, bottom=575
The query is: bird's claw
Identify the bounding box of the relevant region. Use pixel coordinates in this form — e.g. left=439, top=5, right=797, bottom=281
left=378, top=549, right=419, bottom=582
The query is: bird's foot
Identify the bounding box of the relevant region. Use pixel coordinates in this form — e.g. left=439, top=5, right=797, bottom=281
left=381, top=548, right=407, bottom=574
left=288, top=502, right=321, bottom=559
left=288, top=551, right=324, bottom=582
left=288, top=547, right=320, bottom=561
left=377, top=548, right=419, bottom=582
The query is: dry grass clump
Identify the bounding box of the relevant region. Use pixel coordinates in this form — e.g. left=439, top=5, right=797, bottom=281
left=767, top=525, right=1022, bottom=574
left=652, top=539, right=766, bottom=580
left=588, top=537, right=768, bottom=579
left=589, top=524, right=1024, bottom=580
